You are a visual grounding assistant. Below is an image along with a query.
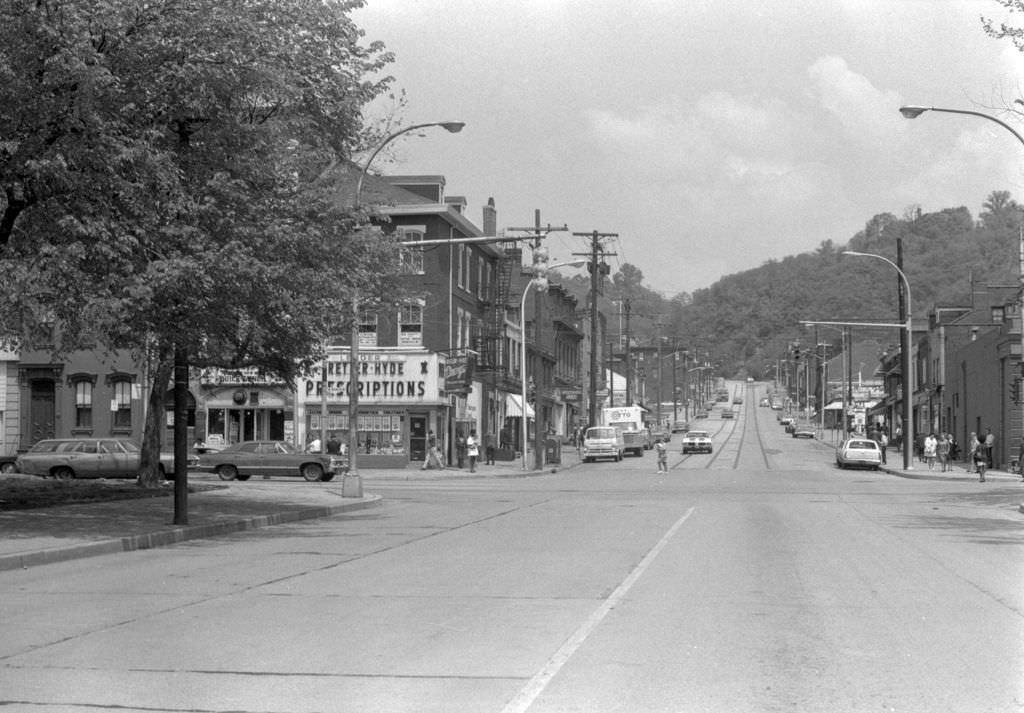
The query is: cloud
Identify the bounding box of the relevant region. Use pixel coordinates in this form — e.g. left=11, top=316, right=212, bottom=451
left=807, top=55, right=904, bottom=142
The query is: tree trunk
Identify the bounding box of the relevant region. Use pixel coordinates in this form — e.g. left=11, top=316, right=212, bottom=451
left=138, top=349, right=174, bottom=488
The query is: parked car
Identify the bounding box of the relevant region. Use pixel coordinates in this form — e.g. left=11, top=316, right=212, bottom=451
left=836, top=438, right=882, bottom=470
left=0, top=456, right=17, bottom=474
left=681, top=430, right=713, bottom=454
left=721, top=408, right=735, bottom=419
left=198, top=440, right=346, bottom=482
left=733, top=396, right=743, bottom=404
left=671, top=420, right=689, bottom=433
left=15, top=438, right=197, bottom=480
left=791, top=422, right=816, bottom=439
left=582, top=426, right=624, bottom=463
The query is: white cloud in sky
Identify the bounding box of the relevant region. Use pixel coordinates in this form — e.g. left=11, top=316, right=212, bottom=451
left=353, top=0, right=1024, bottom=294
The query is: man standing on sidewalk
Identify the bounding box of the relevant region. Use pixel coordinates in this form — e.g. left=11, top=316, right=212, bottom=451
left=984, top=428, right=995, bottom=469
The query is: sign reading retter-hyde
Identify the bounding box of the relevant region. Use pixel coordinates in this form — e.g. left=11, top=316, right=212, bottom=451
left=302, top=352, right=442, bottom=404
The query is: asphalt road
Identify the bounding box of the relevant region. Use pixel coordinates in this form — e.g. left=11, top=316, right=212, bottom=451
left=2, top=382, right=1023, bottom=712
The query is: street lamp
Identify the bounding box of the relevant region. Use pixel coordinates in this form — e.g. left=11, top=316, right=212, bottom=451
left=520, top=258, right=586, bottom=470
left=901, top=103, right=1024, bottom=466
left=843, top=250, right=914, bottom=469
left=342, top=121, right=464, bottom=492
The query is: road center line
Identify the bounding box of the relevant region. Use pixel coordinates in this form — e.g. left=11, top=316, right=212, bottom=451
left=500, top=506, right=696, bottom=713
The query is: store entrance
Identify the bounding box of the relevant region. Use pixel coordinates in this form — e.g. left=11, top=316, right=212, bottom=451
left=409, top=414, right=427, bottom=461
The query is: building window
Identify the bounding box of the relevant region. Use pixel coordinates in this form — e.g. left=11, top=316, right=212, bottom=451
left=477, top=256, right=485, bottom=299
left=358, top=310, right=378, bottom=347
left=992, top=306, right=1005, bottom=323
left=398, top=226, right=425, bottom=274
left=112, top=381, right=132, bottom=429
left=399, top=302, right=424, bottom=346
left=74, top=380, right=93, bottom=429
left=456, top=244, right=466, bottom=288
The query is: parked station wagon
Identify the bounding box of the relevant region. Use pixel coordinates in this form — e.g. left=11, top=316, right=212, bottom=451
left=15, top=438, right=196, bottom=479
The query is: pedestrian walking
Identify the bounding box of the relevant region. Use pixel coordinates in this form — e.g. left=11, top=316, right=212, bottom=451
left=923, top=432, right=937, bottom=470
left=975, top=445, right=988, bottom=482
left=455, top=432, right=467, bottom=468
left=467, top=430, right=479, bottom=473
left=936, top=432, right=950, bottom=472
left=879, top=431, right=888, bottom=464
left=422, top=431, right=443, bottom=470
left=984, top=428, right=995, bottom=469
left=966, top=432, right=980, bottom=474
left=485, top=433, right=496, bottom=465
left=655, top=437, right=668, bottom=473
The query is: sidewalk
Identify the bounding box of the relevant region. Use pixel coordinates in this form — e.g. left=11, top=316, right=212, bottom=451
left=880, top=458, right=1024, bottom=484
left=0, top=450, right=583, bottom=573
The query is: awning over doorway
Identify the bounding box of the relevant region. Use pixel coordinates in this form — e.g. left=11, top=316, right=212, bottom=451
left=505, top=394, right=535, bottom=418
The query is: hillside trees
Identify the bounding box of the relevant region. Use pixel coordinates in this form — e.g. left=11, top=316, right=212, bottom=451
left=0, top=0, right=398, bottom=496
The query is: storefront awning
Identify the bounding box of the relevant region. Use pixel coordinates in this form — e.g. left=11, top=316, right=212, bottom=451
left=505, top=394, right=535, bottom=418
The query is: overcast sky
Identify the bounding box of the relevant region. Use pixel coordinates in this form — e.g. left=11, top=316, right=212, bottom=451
left=353, top=0, right=1024, bottom=297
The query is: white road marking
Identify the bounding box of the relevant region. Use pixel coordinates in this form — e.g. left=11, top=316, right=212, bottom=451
left=500, top=506, right=696, bottom=713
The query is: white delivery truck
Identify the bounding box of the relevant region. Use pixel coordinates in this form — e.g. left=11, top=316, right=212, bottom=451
left=602, top=406, right=652, bottom=457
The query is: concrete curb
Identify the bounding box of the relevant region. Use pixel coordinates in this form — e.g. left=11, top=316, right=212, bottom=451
left=0, top=494, right=382, bottom=573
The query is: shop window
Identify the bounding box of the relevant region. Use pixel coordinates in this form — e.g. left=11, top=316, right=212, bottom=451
left=112, top=380, right=132, bottom=429
left=399, top=302, right=424, bottom=346
left=398, top=226, right=425, bottom=274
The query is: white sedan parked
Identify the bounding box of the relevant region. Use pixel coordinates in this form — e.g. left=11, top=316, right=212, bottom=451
left=836, top=438, right=882, bottom=470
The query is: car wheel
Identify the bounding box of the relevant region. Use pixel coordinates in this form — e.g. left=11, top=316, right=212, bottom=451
left=53, top=466, right=75, bottom=480
left=0, top=461, right=16, bottom=474
left=301, top=463, right=324, bottom=482
left=217, top=465, right=238, bottom=481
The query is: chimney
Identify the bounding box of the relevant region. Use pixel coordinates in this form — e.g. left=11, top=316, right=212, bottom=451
left=483, top=197, right=497, bottom=236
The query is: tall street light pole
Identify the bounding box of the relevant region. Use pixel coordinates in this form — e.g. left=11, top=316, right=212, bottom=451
left=520, top=259, right=587, bottom=470
left=843, top=250, right=914, bottom=470
left=347, top=121, right=464, bottom=492
left=900, top=103, right=1024, bottom=467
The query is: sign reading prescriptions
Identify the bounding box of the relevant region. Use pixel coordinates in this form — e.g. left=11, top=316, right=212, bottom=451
left=302, top=351, right=442, bottom=404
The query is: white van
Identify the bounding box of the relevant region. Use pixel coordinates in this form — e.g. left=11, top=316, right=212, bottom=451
left=582, top=426, right=625, bottom=463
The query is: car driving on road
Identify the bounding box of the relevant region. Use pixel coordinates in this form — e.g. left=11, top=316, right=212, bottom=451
left=681, top=430, right=713, bottom=454
left=582, top=426, right=625, bottom=463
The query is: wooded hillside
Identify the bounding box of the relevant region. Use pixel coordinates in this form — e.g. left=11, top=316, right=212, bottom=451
left=557, top=190, right=1023, bottom=379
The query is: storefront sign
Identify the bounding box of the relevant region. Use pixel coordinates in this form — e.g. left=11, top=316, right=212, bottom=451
left=444, top=351, right=475, bottom=393
left=302, top=351, right=442, bottom=404
left=200, top=367, right=286, bottom=386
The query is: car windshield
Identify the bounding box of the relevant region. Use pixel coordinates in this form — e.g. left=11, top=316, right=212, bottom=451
left=686, top=431, right=709, bottom=438
left=29, top=441, right=62, bottom=453
left=587, top=428, right=617, bottom=439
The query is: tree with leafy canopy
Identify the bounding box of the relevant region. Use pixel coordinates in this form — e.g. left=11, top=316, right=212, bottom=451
left=0, top=0, right=400, bottom=502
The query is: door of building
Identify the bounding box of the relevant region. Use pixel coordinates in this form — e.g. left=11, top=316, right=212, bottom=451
left=409, top=414, right=427, bottom=461
left=29, top=380, right=55, bottom=444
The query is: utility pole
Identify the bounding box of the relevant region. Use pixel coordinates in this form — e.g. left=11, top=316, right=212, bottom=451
left=624, top=298, right=632, bottom=405
left=607, top=339, right=616, bottom=407
left=655, top=318, right=664, bottom=427
left=506, top=214, right=568, bottom=470
left=574, top=230, right=617, bottom=427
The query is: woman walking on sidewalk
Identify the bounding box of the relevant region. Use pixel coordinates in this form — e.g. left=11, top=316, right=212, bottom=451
left=966, top=432, right=980, bottom=473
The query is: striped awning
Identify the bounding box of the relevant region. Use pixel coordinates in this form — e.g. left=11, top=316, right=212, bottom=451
left=505, top=394, right=535, bottom=418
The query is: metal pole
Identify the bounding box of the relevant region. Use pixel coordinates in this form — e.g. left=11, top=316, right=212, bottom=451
left=521, top=279, right=533, bottom=471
